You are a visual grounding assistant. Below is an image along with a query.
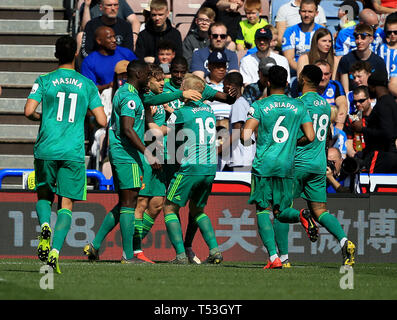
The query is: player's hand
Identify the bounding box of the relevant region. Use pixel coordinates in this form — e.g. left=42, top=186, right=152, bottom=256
left=163, top=103, right=174, bottom=114
left=183, top=89, right=202, bottom=101
left=144, top=149, right=162, bottom=170
left=150, top=105, right=157, bottom=116
left=227, top=86, right=239, bottom=98
left=84, top=0, right=92, bottom=5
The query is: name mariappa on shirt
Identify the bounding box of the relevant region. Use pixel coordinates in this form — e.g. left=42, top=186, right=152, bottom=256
left=262, top=101, right=298, bottom=114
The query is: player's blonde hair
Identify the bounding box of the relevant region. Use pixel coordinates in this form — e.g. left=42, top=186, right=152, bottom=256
left=182, top=73, right=205, bottom=94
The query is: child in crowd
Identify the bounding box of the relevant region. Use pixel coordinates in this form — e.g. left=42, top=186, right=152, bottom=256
left=157, top=40, right=176, bottom=78
left=236, top=0, right=268, bottom=52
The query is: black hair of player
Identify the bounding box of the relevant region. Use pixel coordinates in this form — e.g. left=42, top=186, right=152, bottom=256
left=127, top=59, right=149, bottom=79
left=268, top=65, right=288, bottom=89
left=224, top=72, right=243, bottom=88
left=170, top=56, right=188, bottom=71
left=301, top=64, right=323, bottom=87
left=55, top=35, right=77, bottom=65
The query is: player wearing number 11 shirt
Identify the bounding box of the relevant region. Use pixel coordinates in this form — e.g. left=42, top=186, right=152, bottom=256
left=24, top=36, right=107, bottom=273
left=242, top=65, right=315, bottom=269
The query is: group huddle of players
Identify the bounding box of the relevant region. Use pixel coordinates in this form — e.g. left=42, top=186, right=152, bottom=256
left=25, top=36, right=355, bottom=273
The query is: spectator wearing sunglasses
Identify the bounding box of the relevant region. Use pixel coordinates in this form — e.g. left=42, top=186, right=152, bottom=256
left=335, top=6, right=385, bottom=59
left=337, top=23, right=387, bottom=94
left=190, top=22, right=239, bottom=79
left=349, top=70, right=397, bottom=173
left=343, top=86, right=373, bottom=158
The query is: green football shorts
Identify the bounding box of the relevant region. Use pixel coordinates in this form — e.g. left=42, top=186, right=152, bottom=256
left=34, top=159, right=87, bottom=201
left=166, top=173, right=215, bottom=208
left=139, top=161, right=166, bottom=197
left=249, top=174, right=294, bottom=211
left=111, top=162, right=142, bottom=191
left=292, top=169, right=327, bottom=203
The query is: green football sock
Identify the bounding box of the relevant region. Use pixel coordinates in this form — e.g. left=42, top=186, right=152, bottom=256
left=92, top=204, right=120, bottom=250
left=195, top=213, right=218, bottom=251
left=52, top=208, right=72, bottom=252
left=141, top=212, right=155, bottom=240
left=256, top=210, right=277, bottom=257
left=184, top=213, right=198, bottom=248
left=277, top=207, right=300, bottom=223
left=164, top=213, right=185, bottom=255
left=317, top=211, right=347, bottom=242
left=132, top=218, right=143, bottom=252
left=273, top=218, right=289, bottom=256
left=119, top=207, right=135, bottom=260
left=36, top=199, right=52, bottom=227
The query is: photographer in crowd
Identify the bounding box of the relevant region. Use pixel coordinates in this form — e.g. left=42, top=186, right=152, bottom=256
left=326, top=147, right=353, bottom=193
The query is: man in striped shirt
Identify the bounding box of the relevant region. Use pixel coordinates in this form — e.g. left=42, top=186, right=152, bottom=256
left=377, top=12, right=397, bottom=97
left=281, top=0, right=322, bottom=75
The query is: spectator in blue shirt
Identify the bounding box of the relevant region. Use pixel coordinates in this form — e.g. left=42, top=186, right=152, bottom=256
left=190, top=22, right=239, bottom=79
left=315, top=59, right=348, bottom=130
left=378, top=12, right=397, bottom=97
left=81, top=26, right=137, bottom=92
left=281, top=0, right=322, bottom=75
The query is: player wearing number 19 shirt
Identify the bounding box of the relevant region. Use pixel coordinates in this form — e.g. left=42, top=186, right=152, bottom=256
left=163, top=74, right=223, bottom=265
left=277, top=65, right=356, bottom=267
left=24, top=36, right=107, bottom=273
left=242, top=65, right=315, bottom=269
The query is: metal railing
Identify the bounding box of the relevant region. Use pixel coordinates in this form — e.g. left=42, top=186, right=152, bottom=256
left=0, top=168, right=114, bottom=190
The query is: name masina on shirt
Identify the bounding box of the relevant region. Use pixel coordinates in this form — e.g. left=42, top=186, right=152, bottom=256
left=52, top=77, right=83, bottom=89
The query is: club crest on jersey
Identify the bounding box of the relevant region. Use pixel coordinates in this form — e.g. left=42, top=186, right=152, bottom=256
left=30, top=83, right=39, bottom=94
left=127, top=100, right=136, bottom=110
left=326, top=88, right=334, bottom=98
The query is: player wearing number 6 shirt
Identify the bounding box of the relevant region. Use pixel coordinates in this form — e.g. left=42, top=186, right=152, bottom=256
left=242, top=65, right=315, bottom=269
left=163, top=74, right=223, bottom=265
left=24, top=35, right=107, bottom=273
left=277, top=65, right=356, bottom=267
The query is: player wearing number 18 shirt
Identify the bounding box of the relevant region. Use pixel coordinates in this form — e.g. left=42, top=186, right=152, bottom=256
left=24, top=36, right=107, bottom=273
left=242, top=65, right=315, bottom=269
left=277, top=65, right=356, bottom=267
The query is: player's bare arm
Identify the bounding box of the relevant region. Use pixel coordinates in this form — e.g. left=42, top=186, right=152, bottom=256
left=24, top=98, right=41, bottom=121
left=122, top=115, right=161, bottom=170
left=241, top=118, right=258, bottom=146
left=297, top=121, right=315, bottom=146
left=91, top=106, right=107, bottom=127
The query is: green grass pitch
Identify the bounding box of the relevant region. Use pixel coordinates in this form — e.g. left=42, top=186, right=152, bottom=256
left=0, top=259, right=396, bottom=300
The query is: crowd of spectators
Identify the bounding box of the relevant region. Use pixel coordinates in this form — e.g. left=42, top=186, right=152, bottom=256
left=72, top=0, right=397, bottom=192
